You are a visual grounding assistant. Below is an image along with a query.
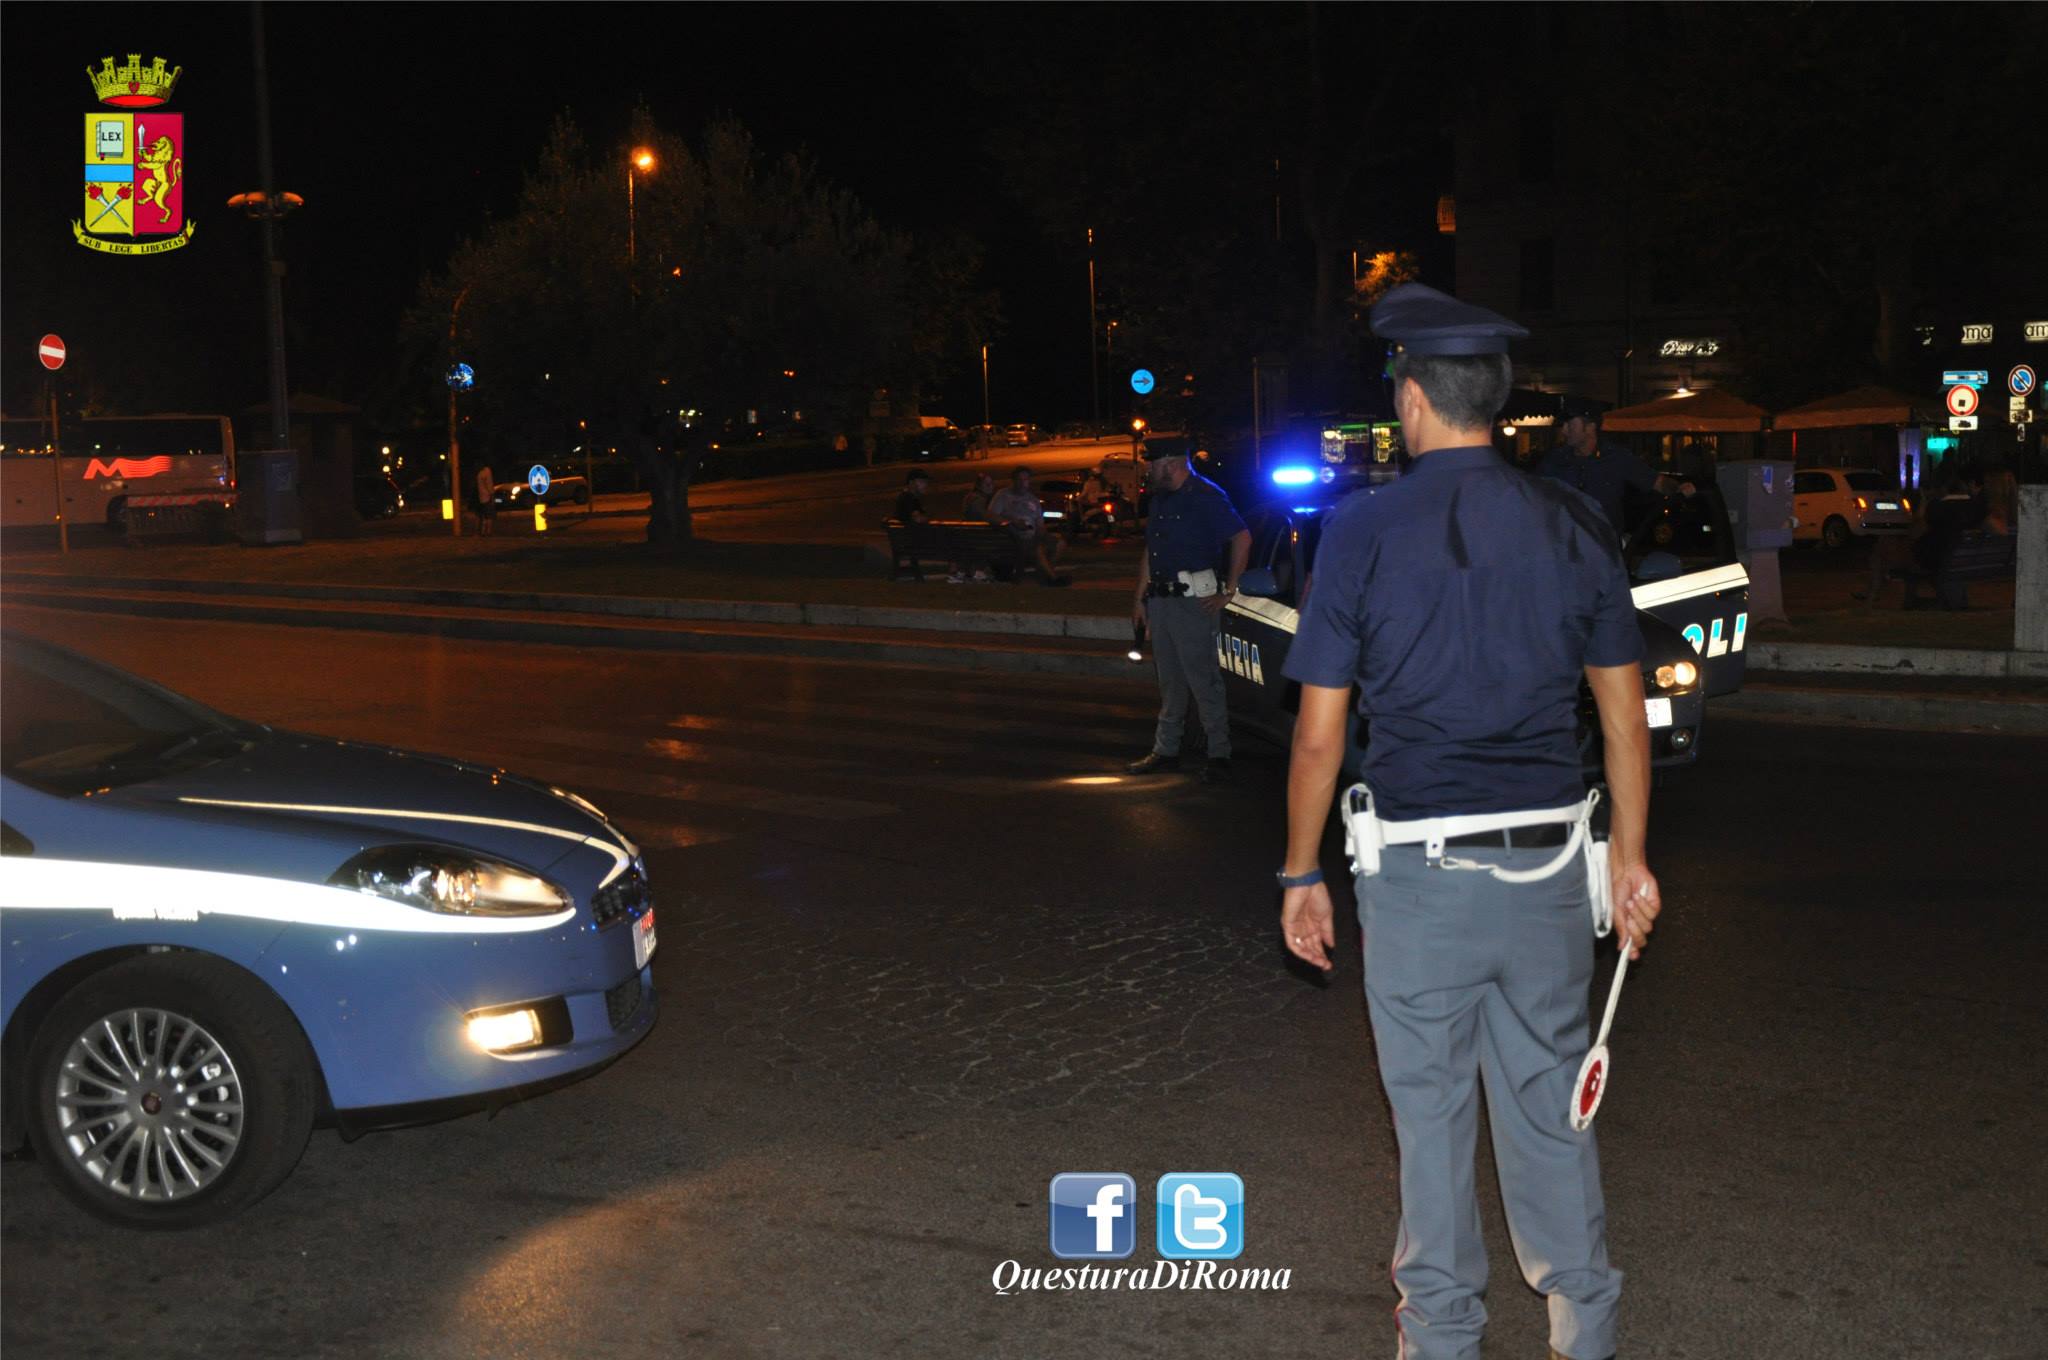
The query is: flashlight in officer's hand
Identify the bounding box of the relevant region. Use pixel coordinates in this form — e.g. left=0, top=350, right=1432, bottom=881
left=1128, top=619, right=1146, bottom=664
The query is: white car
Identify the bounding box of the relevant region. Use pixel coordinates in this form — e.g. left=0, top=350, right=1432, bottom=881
left=1792, top=468, right=1911, bottom=548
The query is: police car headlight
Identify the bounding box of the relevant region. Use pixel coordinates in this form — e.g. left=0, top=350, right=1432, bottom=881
left=1653, top=660, right=1700, bottom=691
left=332, top=846, right=568, bottom=917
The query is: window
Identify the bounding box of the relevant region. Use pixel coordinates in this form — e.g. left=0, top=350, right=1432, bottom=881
left=1794, top=472, right=1833, bottom=495
left=1844, top=472, right=1892, bottom=492
left=1519, top=239, right=1555, bottom=313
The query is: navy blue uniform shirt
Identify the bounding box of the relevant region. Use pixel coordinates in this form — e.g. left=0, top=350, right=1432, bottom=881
left=1282, top=446, right=1643, bottom=820
left=1535, top=442, right=1658, bottom=534
left=1144, top=472, right=1247, bottom=578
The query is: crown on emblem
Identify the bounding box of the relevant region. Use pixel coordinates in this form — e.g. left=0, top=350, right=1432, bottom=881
left=88, top=54, right=182, bottom=108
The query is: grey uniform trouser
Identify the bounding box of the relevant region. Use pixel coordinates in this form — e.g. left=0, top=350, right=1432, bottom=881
left=1145, top=594, right=1230, bottom=759
left=1358, top=847, right=1622, bottom=1360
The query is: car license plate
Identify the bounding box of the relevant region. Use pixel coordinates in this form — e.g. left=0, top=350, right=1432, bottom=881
left=632, top=910, right=657, bottom=968
left=1875, top=501, right=1899, bottom=511
left=1644, top=697, right=1673, bottom=728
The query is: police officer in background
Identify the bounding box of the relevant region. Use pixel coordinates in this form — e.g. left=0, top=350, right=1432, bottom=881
left=1276, top=284, right=1663, bottom=1360
left=1126, top=445, right=1252, bottom=783
left=1537, top=395, right=1696, bottom=538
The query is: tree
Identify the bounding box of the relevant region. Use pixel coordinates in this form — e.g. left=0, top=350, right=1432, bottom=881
left=403, top=112, right=995, bottom=547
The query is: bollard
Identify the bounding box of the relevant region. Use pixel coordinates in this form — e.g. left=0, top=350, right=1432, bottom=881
left=533, top=502, right=547, bottom=533
left=441, top=498, right=455, bottom=521
left=2018, top=486, right=2046, bottom=653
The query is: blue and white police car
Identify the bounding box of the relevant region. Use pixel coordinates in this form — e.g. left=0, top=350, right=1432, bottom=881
left=1216, top=463, right=1751, bottom=777
left=0, top=634, right=657, bottom=1227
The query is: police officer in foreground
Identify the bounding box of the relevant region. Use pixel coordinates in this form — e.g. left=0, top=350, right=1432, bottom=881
left=1276, top=283, right=1663, bottom=1360
left=1537, top=395, right=1696, bottom=537
left=1126, top=444, right=1252, bottom=782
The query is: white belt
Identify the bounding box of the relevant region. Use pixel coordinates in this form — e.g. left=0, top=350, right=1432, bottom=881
left=1343, top=785, right=1612, bottom=937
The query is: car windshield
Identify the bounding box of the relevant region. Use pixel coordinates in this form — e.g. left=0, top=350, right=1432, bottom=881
left=1844, top=472, right=1892, bottom=492
left=1, top=635, right=252, bottom=795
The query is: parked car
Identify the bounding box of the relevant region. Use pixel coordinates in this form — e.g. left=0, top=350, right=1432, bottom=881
left=1792, top=468, right=1911, bottom=548
left=0, top=634, right=657, bottom=1226
left=493, top=473, right=592, bottom=508
left=1038, top=474, right=1138, bottom=538
left=1003, top=423, right=1038, bottom=447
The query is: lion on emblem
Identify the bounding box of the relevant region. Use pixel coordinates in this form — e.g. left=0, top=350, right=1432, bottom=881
left=136, top=134, right=181, bottom=225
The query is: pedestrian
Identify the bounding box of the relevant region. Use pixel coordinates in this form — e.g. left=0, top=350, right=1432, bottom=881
left=1536, top=395, right=1695, bottom=538
left=987, top=467, right=1070, bottom=585
left=1124, top=449, right=1251, bottom=782
left=1276, top=282, right=1661, bottom=1360
left=474, top=463, right=497, bottom=537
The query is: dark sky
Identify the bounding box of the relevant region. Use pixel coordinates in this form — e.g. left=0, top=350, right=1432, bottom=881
left=1, top=3, right=1080, bottom=424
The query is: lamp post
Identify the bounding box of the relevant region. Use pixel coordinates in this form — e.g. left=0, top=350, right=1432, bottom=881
left=628, top=147, right=654, bottom=294
left=447, top=287, right=470, bottom=537
left=981, top=343, right=992, bottom=429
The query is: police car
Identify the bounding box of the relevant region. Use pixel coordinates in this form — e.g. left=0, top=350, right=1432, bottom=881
left=1216, top=464, right=1750, bottom=777
left=0, top=635, right=657, bottom=1227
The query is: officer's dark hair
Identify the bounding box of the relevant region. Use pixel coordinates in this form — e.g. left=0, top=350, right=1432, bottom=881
left=1390, top=352, right=1514, bottom=433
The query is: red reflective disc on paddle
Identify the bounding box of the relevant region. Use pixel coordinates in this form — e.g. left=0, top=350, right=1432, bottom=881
left=1570, top=946, right=1631, bottom=1133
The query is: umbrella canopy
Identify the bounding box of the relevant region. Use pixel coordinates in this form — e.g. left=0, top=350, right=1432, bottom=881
left=1773, top=385, right=1937, bottom=430
left=1601, top=389, right=1768, bottom=433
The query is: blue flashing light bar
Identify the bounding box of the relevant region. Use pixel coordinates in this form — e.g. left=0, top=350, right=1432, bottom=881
left=1271, top=466, right=1316, bottom=486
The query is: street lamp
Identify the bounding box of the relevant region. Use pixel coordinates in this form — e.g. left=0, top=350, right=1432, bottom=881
left=628, top=146, right=655, bottom=278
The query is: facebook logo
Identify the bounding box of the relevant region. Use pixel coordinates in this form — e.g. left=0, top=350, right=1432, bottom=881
left=1049, top=1173, right=1137, bottom=1259
left=1156, top=1173, right=1245, bottom=1259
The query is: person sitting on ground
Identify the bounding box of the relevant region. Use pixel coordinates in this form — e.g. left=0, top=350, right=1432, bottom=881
left=987, top=467, right=1069, bottom=586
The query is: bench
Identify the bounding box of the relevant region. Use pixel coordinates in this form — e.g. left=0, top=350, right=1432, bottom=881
left=882, top=517, right=1028, bottom=582
left=1883, top=529, right=2017, bottom=610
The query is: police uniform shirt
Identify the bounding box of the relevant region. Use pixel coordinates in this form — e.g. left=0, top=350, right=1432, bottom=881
left=1535, top=441, right=1657, bottom=533
left=1281, top=446, right=1642, bottom=820
left=1144, top=472, right=1246, bottom=578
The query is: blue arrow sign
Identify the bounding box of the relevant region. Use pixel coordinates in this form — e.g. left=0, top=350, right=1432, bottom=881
left=1942, top=369, right=1989, bottom=388
left=528, top=464, right=550, bottom=496
left=2010, top=365, right=2036, bottom=397
left=1130, top=368, right=1155, bottom=395
left=445, top=362, right=475, bottom=391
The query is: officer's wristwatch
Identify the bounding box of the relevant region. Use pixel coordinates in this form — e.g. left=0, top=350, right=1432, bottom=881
left=1275, top=867, right=1324, bottom=889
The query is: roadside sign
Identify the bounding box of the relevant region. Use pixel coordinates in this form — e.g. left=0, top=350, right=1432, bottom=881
left=528, top=464, right=550, bottom=496
left=1942, top=369, right=1989, bottom=387
left=38, top=334, right=65, bottom=370
left=446, top=362, right=475, bottom=391
left=2011, top=397, right=2034, bottom=423
left=1945, top=384, right=1979, bottom=417
left=2009, top=365, right=2037, bottom=397
left=2025, top=321, right=2048, bottom=343
left=1949, top=415, right=1978, bottom=431
left=1130, top=368, right=1155, bottom=395
left=1961, top=324, right=1994, bottom=345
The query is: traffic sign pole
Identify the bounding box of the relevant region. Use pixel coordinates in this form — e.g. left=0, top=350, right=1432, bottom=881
left=37, top=332, right=70, bottom=553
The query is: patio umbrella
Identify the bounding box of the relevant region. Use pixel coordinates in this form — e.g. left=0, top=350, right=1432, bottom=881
left=1772, top=385, right=1938, bottom=430
left=1600, top=389, right=1768, bottom=433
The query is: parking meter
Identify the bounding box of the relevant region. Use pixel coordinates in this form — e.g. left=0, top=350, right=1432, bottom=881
left=1713, top=460, right=1794, bottom=623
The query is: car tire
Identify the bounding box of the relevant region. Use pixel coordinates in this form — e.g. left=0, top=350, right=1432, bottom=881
left=1822, top=515, right=1851, bottom=550
left=25, top=953, right=317, bottom=1229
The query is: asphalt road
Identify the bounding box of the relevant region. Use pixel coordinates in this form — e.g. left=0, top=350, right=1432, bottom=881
left=3, top=613, right=2044, bottom=1360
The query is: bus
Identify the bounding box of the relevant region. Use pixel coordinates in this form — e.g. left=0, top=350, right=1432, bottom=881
left=0, top=414, right=235, bottom=531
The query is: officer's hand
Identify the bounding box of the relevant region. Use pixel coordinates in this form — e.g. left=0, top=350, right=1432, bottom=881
left=1281, top=882, right=1337, bottom=973
left=1609, top=860, right=1662, bottom=960
left=1679, top=481, right=1698, bottom=497
left=1199, top=591, right=1230, bottom=615
left=1132, top=598, right=1148, bottom=631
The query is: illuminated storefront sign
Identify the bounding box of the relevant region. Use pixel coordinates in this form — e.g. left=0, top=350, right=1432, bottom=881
left=1658, top=338, right=1720, bottom=358
left=1960, top=324, right=1994, bottom=345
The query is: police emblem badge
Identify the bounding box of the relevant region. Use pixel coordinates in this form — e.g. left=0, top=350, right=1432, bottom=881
left=75, top=54, right=195, bottom=255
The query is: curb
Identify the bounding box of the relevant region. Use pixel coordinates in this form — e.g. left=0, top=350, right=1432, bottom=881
left=1744, top=640, right=2048, bottom=681
left=1718, top=687, right=2048, bottom=735
left=1, top=571, right=1131, bottom=642
left=3, top=588, right=1141, bottom=682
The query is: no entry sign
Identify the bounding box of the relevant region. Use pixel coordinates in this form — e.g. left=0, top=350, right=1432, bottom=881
left=38, top=334, right=66, bottom=370
left=1946, top=384, right=1979, bottom=417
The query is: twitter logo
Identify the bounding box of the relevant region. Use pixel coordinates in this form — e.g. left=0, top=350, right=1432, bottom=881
left=1156, top=1173, right=1244, bottom=1259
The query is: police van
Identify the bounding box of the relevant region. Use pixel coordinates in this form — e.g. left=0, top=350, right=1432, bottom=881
left=1216, top=462, right=1749, bottom=779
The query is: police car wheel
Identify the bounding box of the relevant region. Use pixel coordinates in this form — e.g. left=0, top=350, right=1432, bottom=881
left=26, top=954, right=317, bottom=1230
left=1822, top=516, right=1851, bottom=550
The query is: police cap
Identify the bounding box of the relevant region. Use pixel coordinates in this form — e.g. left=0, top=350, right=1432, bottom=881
left=1370, top=282, right=1530, bottom=356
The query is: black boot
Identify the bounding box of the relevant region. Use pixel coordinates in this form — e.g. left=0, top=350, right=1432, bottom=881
left=1125, top=751, right=1178, bottom=775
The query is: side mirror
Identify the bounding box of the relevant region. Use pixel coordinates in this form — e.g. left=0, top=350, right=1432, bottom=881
left=1238, top=566, right=1280, bottom=597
